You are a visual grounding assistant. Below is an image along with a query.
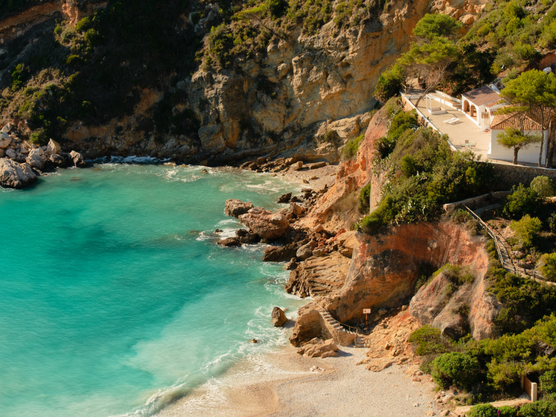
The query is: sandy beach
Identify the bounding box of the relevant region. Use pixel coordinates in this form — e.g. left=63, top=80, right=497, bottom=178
left=157, top=163, right=442, bottom=417
left=156, top=343, right=441, bottom=417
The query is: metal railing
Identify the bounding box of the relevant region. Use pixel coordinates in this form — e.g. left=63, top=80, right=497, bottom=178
left=463, top=205, right=555, bottom=286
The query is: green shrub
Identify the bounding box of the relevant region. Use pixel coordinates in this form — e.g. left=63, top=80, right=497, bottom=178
left=373, top=63, right=405, bottom=103
left=498, top=405, right=518, bottom=417
left=400, top=154, right=417, bottom=177
left=358, top=183, right=371, bottom=214
left=510, top=214, right=542, bottom=249
left=75, top=16, right=92, bottom=33
left=360, top=195, right=395, bottom=234
left=408, top=325, right=454, bottom=356
left=540, top=253, right=556, bottom=282
left=503, top=184, right=539, bottom=219
left=519, top=400, right=556, bottom=417
left=530, top=176, right=555, bottom=198
left=541, top=370, right=556, bottom=395
left=10, top=63, right=29, bottom=90
left=467, top=404, right=498, bottom=417
left=29, top=129, right=48, bottom=146
left=431, top=352, right=481, bottom=390
left=342, top=134, right=364, bottom=160
left=549, top=213, right=556, bottom=234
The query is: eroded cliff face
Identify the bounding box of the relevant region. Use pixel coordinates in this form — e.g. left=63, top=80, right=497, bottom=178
left=0, top=0, right=486, bottom=162
left=323, top=221, right=491, bottom=322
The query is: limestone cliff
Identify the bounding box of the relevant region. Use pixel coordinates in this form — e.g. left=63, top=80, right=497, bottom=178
left=0, top=0, right=486, bottom=163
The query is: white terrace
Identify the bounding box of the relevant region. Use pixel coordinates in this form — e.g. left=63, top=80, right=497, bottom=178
left=401, top=88, right=549, bottom=166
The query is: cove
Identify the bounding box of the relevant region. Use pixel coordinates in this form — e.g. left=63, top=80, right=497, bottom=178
left=0, top=164, right=305, bottom=417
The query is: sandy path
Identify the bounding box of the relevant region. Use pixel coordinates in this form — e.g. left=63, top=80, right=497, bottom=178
left=156, top=345, right=441, bottom=417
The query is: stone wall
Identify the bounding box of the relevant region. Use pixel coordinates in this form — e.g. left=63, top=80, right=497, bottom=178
left=491, top=162, right=556, bottom=189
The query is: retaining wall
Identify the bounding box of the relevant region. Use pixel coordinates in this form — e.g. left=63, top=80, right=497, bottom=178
left=491, top=162, right=556, bottom=189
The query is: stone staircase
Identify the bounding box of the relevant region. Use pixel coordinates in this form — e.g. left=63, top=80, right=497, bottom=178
left=316, top=305, right=368, bottom=348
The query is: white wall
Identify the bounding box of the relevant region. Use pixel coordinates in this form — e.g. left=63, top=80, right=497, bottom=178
left=488, top=129, right=549, bottom=165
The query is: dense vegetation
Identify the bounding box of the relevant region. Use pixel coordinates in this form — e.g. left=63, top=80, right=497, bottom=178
left=411, top=315, right=556, bottom=406
left=0, top=0, right=205, bottom=144
left=357, top=98, right=496, bottom=234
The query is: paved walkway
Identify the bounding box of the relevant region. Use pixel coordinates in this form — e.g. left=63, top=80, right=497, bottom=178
left=411, top=97, right=491, bottom=161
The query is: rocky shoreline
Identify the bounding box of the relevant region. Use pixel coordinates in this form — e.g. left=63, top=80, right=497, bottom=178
left=0, top=123, right=87, bottom=189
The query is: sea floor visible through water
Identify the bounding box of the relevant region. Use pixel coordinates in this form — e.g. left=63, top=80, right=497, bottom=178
left=0, top=163, right=307, bottom=417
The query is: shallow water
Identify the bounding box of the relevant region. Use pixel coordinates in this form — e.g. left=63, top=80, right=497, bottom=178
left=0, top=164, right=306, bottom=417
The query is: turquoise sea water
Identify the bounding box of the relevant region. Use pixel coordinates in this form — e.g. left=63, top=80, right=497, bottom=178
left=0, top=164, right=305, bottom=417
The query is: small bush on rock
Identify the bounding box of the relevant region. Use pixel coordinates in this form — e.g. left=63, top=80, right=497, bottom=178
left=358, top=183, right=371, bottom=214
left=342, top=134, right=364, bottom=160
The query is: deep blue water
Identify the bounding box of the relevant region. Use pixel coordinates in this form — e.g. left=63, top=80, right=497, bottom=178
left=0, top=164, right=305, bottom=417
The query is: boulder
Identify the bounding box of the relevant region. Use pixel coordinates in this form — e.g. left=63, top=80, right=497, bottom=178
left=224, top=199, right=254, bottom=218
left=1, top=123, right=12, bottom=133
left=278, top=192, right=292, bottom=203
left=6, top=148, right=16, bottom=159
left=297, top=338, right=339, bottom=358
left=0, top=158, right=37, bottom=189
left=26, top=148, right=47, bottom=170
left=296, top=242, right=315, bottom=260
left=235, top=228, right=260, bottom=244
left=69, top=150, right=87, bottom=167
left=46, top=139, right=62, bottom=155
left=289, top=308, right=322, bottom=347
left=49, top=153, right=68, bottom=168
left=216, top=237, right=241, bottom=247
left=289, top=202, right=306, bottom=216
left=0, top=136, right=11, bottom=149
left=291, top=161, right=303, bottom=171
left=271, top=307, right=288, bottom=327
left=238, top=207, right=290, bottom=240
left=262, top=244, right=298, bottom=262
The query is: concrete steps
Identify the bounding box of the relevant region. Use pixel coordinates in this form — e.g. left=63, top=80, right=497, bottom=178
left=316, top=306, right=365, bottom=348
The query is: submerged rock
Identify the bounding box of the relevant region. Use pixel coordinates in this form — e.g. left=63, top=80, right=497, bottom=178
left=0, top=158, right=37, bottom=189
left=216, top=237, right=241, bottom=247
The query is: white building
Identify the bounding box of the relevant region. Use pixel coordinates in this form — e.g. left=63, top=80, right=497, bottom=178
left=488, top=112, right=549, bottom=165
left=461, top=86, right=504, bottom=131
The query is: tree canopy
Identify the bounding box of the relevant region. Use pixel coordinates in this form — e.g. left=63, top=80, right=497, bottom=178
left=500, top=70, right=556, bottom=167
left=373, top=13, right=462, bottom=106
left=413, top=13, right=462, bottom=42
left=496, top=127, right=541, bottom=164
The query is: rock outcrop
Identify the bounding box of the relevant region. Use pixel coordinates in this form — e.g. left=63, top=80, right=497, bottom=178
left=285, top=251, right=351, bottom=298
left=0, top=158, right=37, bottom=188
left=224, top=199, right=254, bottom=218
left=324, top=221, right=491, bottom=327
left=238, top=207, right=290, bottom=241
left=296, top=338, right=339, bottom=358
left=271, top=307, right=288, bottom=327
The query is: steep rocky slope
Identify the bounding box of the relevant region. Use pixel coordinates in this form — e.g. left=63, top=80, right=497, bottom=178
left=288, top=103, right=501, bottom=347
left=0, top=0, right=486, bottom=163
